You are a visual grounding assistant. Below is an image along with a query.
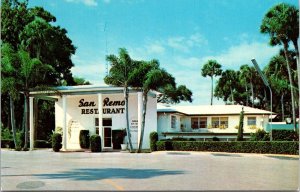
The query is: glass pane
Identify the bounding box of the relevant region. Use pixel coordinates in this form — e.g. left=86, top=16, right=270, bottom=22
left=247, top=117, right=256, bottom=125
left=104, top=138, right=111, bottom=147
left=95, top=118, right=99, bottom=126
left=96, top=127, right=99, bottom=135
left=212, top=117, right=219, bottom=128
left=171, top=116, right=176, bottom=128
left=103, top=118, right=112, bottom=126
left=199, top=117, right=207, bottom=128
left=191, top=118, right=198, bottom=129
left=104, top=128, right=111, bottom=137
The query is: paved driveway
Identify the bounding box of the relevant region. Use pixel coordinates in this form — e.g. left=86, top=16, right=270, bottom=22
left=1, top=149, right=299, bottom=191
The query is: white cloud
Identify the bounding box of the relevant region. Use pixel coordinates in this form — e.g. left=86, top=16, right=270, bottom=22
left=167, top=33, right=208, bottom=52
left=71, top=55, right=107, bottom=85
left=200, top=41, right=278, bottom=69
left=146, top=42, right=165, bottom=54
left=65, top=0, right=97, bottom=6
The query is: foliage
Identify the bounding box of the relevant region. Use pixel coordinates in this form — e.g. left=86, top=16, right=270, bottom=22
left=90, top=135, right=101, bottom=152
left=1, top=127, right=13, bottom=140
left=149, top=132, right=158, bottom=152
left=1, top=140, right=14, bottom=148
left=250, top=129, right=270, bottom=141
left=52, top=133, right=62, bottom=152
left=34, top=140, right=51, bottom=148
left=212, top=137, right=220, bottom=141
left=201, top=59, right=222, bottom=105
left=272, top=130, right=298, bottom=141
left=237, top=108, right=244, bottom=141
left=79, top=130, right=90, bottom=149
left=156, top=141, right=299, bottom=155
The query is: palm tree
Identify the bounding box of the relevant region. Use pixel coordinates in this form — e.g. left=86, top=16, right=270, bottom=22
left=201, top=60, right=222, bottom=105
left=129, top=60, right=192, bottom=152
left=239, top=65, right=257, bottom=107
left=19, top=49, right=53, bottom=149
left=1, top=43, right=19, bottom=148
left=261, top=3, right=298, bottom=130
left=104, top=48, right=138, bottom=152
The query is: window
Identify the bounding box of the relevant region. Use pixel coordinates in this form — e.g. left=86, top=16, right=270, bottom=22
left=199, top=117, right=207, bottom=128
left=247, top=117, right=256, bottom=126
left=212, top=117, right=228, bottom=128
left=191, top=117, right=207, bottom=129
left=171, top=116, right=177, bottom=129
left=95, top=118, right=112, bottom=134
left=212, top=117, right=219, bottom=128
left=191, top=118, right=198, bottom=129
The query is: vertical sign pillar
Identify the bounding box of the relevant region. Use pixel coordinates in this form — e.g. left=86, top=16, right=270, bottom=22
left=98, top=93, right=103, bottom=150
left=137, top=91, right=143, bottom=147
left=62, top=95, right=67, bottom=150
left=29, top=97, right=34, bottom=151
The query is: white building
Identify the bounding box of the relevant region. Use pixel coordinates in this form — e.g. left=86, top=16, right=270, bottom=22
left=157, top=104, right=273, bottom=141
left=29, top=85, right=157, bottom=151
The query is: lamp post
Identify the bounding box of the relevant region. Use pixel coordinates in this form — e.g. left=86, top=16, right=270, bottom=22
left=251, top=58, right=273, bottom=141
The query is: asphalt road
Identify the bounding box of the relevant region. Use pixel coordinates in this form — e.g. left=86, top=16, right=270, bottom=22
left=1, top=149, right=299, bottom=191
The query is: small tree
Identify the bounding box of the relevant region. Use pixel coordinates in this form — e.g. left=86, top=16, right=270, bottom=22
left=237, top=107, right=244, bottom=141
left=149, top=131, right=158, bottom=152
left=90, top=135, right=101, bottom=152
left=52, top=133, right=62, bottom=152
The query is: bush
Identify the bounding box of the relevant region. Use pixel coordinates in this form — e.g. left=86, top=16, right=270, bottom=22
left=250, top=129, right=270, bottom=141
left=189, top=138, right=196, bottom=141
left=52, top=133, right=62, bottom=152
left=1, top=139, right=14, bottom=148
left=172, top=137, right=188, bottom=141
left=79, top=130, right=90, bottom=149
left=34, top=140, right=51, bottom=148
left=90, top=135, right=101, bottom=152
left=272, top=130, right=298, bottom=141
left=156, top=141, right=298, bottom=155
left=149, top=131, right=158, bottom=151
left=212, top=137, right=220, bottom=141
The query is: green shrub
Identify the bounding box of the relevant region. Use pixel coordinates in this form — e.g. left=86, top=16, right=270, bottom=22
left=212, top=136, right=220, bottom=141
left=172, top=137, right=188, bottom=141
left=250, top=129, right=270, bottom=141
left=90, top=135, right=101, bottom=152
left=79, top=130, right=90, bottom=149
left=52, top=133, right=62, bottom=152
left=272, top=130, right=298, bottom=141
left=189, top=138, right=196, bottom=141
left=34, top=140, right=51, bottom=148
left=155, top=141, right=298, bottom=155
left=149, top=131, right=158, bottom=152
left=1, top=127, right=13, bottom=140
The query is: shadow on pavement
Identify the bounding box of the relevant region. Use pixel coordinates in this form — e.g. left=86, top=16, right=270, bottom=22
left=32, top=168, right=185, bottom=181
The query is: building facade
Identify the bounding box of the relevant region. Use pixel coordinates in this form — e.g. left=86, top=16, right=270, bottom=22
left=29, top=85, right=157, bottom=151
left=157, top=104, right=273, bottom=141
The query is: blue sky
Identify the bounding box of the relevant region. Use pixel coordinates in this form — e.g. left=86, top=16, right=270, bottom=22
left=29, top=0, right=298, bottom=105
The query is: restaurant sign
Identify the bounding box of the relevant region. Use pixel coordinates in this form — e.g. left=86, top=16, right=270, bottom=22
left=79, top=97, right=125, bottom=114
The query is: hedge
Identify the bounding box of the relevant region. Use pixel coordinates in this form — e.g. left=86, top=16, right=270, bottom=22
left=149, top=132, right=158, bottom=151
left=52, top=133, right=62, bottom=152
left=156, top=141, right=299, bottom=155
left=272, top=130, right=298, bottom=141
left=90, top=135, right=101, bottom=152
left=79, top=130, right=90, bottom=149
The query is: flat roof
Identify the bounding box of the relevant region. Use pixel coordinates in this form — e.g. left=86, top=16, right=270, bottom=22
left=29, top=85, right=156, bottom=98
left=157, top=104, right=273, bottom=115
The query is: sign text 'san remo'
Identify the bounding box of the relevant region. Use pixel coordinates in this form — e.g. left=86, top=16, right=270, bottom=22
left=79, top=98, right=125, bottom=114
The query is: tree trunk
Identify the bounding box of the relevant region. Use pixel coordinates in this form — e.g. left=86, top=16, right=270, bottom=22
left=23, top=93, right=29, bottom=150
left=292, top=39, right=299, bottom=130
left=281, top=94, right=285, bottom=122
left=211, top=76, right=213, bottom=105
left=137, top=91, right=148, bottom=153
left=245, top=85, right=249, bottom=106
left=250, top=82, right=254, bottom=107
left=9, top=96, right=17, bottom=149
left=124, top=86, right=133, bottom=152
left=283, top=43, right=296, bottom=131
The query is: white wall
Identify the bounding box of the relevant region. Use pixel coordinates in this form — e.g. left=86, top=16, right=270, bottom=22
left=157, top=114, right=270, bottom=138
left=55, top=92, right=156, bottom=150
